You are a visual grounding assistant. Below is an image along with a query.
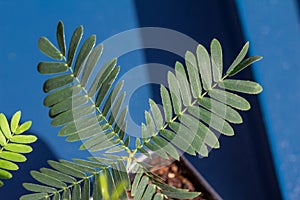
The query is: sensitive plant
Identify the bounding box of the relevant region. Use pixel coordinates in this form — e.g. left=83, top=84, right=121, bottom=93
left=0, top=21, right=262, bottom=199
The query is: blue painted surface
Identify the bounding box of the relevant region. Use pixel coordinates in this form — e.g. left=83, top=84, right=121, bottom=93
left=236, top=1, right=300, bottom=199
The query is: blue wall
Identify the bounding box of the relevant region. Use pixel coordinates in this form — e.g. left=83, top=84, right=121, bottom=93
left=237, top=1, right=300, bottom=199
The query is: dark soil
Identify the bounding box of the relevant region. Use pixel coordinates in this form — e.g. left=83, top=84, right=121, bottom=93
left=151, top=160, right=206, bottom=200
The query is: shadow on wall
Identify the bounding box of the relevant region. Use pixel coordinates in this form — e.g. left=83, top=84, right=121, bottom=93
left=134, top=0, right=282, bottom=200
left=0, top=135, right=57, bottom=200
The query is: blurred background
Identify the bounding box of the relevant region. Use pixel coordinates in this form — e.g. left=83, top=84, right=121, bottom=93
left=0, top=0, right=299, bottom=199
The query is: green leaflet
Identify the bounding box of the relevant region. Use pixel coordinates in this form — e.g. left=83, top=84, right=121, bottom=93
left=160, top=85, right=172, bottom=122
left=49, top=95, right=88, bottom=117
left=219, top=79, right=263, bottom=94
left=38, top=62, right=68, bottom=74
left=0, top=130, right=6, bottom=146
left=145, top=111, right=155, bottom=136
left=60, top=160, right=95, bottom=174
left=88, top=58, right=117, bottom=97
left=15, top=121, right=32, bottom=134
left=167, top=72, right=182, bottom=115
left=48, top=160, right=86, bottom=178
left=82, top=179, right=90, bottom=200
left=116, top=160, right=130, bottom=190
left=0, top=159, right=18, bottom=170
left=73, top=35, right=96, bottom=77
left=151, top=136, right=180, bottom=160
left=198, top=97, right=242, bottom=124
left=10, top=111, right=21, bottom=133
left=89, top=139, right=119, bottom=152
left=62, top=188, right=71, bottom=200
left=141, top=184, right=156, bottom=200
left=72, top=159, right=106, bottom=169
left=23, top=183, right=57, bottom=193
left=169, top=122, right=196, bottom=148
left=103, top=168, right=116, bottom=197
left=72, top=184, right=81, bottom=200
left=175, top=61, right=192, bottom=106
left=209, top=89, right=251, bottom=111
left=133, top=176, right=148, bottom=200
left=227, top=56, right=263, bottom=76
left=43, top=74, right=74, bottom=93
left=40, top=168, right=76, bottom=183
left=38, top=37, right=62, bottom=60
left=131, top=169, right=143, bottom=196
left=19, top=193, right=48, bottom=200
left=179, top=113, right=219, bottom=149
left=52, top=193, right=60, bottom=200
left=159, top=129, right=196, bottom=155
left=43, top=84, right=81, bottom=107
left=108, top=92, right=126, bottom=125
left=66, top=124, right=109, bottom=142
left=188, top=106, right=234, bottom=136
left=81, top=44, right=103, bottom=87
left=92, top=174, right=102, bottom=200
left=10, top=135, right=37, bottom=144
left=226, top=42, right=249, bottom=75
left=0, top=151, right=27, bottom=162
left=30, top=170, right=67, bottom=188
left=4, top=143, right=33, bottom=153
left=162, top=190, right=200, bottom=199
left=67, top=26, right=83, bottom=67
left=95, top=66, right=120, bottom=107
left=149, top=99, right=163, bottom=130
left=56, top=21, right=66, bottom=56
left=51, top=105, right=95, bottom=126
left=0, top=113, right=12, bottom=139
left=144, top=141, right=169, bottom=159
left=211, top=38, right=223, bottom=82
left=196, top=44, right=212, bottom=90
left=185, top=51, right=202, bottom=98
left=0, top=169, right=12, bottom=179
left=58, top=114, right=102, bottom=136
left=103, top=88, right=125, bottom=118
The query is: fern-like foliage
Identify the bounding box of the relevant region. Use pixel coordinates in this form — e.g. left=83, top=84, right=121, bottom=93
left=21, top=21, right=263, bottom=199
left=20, top=159, right=131, bottom=200
left=135, top=39, right=263, bottom=158
left=0, top=111, right=37, bottom=187
left=37, top=21, right=130, bottom=162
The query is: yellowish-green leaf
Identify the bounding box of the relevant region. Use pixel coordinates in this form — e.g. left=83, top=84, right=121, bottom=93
left=0, top=130, right=6, bottom=146
left=0, top=151, right=26, bottom=162
left=0, top=169, right=12, bottom=179
left=0, top=159, right=18, bottom=170
left=4, top=143, right=33, bottom=153
left=15, top=121, right=32, bottom=134
left=0, top=113, right=12, bottom=139
left=10, top=135, right=37, bottom=144
left=11, top=111, right=21, bottom=133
